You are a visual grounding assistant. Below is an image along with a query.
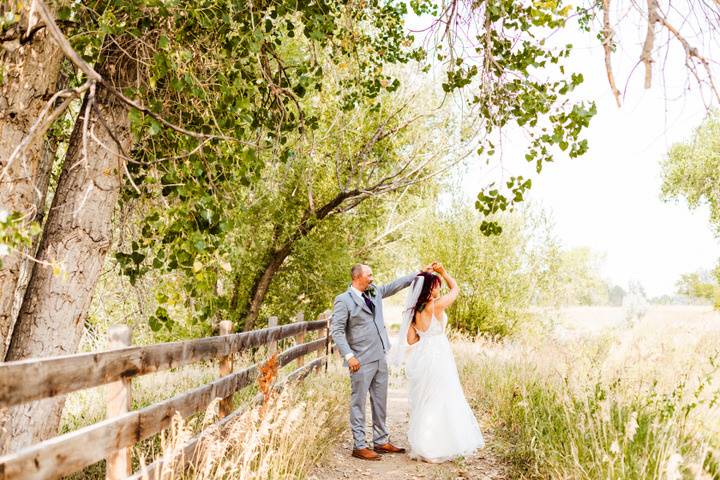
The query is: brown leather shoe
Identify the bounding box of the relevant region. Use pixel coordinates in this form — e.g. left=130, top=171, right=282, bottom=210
left=352, top=448, right=382, bottom=461
left=373, top=442, right=406, bottom=454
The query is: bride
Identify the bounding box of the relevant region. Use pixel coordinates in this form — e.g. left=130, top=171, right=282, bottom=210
left=389, top=262, right=485, bottom=463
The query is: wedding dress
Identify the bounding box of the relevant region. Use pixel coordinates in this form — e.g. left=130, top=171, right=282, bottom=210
left=404, top=311, right=485, bottom=463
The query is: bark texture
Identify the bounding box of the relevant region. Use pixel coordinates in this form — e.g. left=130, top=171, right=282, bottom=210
left=1, top=44, right=137, bottom=453
left=0, top=6, right=64, bottom=357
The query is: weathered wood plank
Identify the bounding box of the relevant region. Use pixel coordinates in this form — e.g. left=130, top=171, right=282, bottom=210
left=0, top=320, right=326, bottom=409
left=0, top=365, right=259, bottom=480
left=267, top=316, right=278, bottom=355
left=284, top=356, right=325, bottom=384
left=278, top=338, right=326, bottom=368
left=294, top=312, right=306, bottom=369
left=317, top=312, right=329, bottom=361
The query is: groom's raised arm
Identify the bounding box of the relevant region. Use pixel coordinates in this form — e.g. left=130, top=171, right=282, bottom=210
left=330, top=296, right=353, bottom=360
left=377, top=273, right=417, bottom=299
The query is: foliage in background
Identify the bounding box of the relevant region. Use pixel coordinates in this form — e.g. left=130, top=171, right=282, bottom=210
left=0, top=210, right=41, bottom=268
left=661, top=112, right=720, bottom=235
left=403, top=198, right=616, bottom=336
left=622, top=281, right=649, bottom=322
left=675, top=270, right=720, bottom=308
left=62, top=0, right=451, bottom=334
left=406, top=203, right=560, bottom=336
left=414, top=0, right=597, bottom=235
left=608, top=284, right=626, bottom=307
left=660, top=108, right=720, bottom=311
left=542, top=247, right=609, bottom=307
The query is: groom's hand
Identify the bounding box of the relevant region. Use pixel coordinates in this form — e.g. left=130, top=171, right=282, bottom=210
left=348, top=356, right=360, bottom=373
left=421, top=263, right=434, bottom=273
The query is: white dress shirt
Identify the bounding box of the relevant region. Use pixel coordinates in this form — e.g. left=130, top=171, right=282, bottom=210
left=350, top=285, right=365, bottom=301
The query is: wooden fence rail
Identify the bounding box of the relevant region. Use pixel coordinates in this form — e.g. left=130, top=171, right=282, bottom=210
left=0, top=313, right=332, bottom=480
left=0, top=320, right=326, bottom=409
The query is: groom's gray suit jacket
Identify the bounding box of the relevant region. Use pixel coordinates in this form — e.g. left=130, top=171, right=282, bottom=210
left=331, top=274, right=416, bottom=365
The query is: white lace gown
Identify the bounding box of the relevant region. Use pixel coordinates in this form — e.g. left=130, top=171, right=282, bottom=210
left=405, top=312, right=485, bottom=463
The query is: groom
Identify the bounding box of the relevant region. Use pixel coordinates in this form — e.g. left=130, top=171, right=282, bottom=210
left=331, top=263, right=431, bottom=461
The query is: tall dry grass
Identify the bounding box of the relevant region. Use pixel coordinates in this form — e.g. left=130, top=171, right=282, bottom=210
left=61, top=349, right=345, bottom=479
left=452, top=306, right=720, bottom=479
left=140, top=366, right=348, bottom=480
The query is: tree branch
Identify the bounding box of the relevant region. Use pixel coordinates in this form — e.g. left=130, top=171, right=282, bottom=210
left=1, top=82, right=90, bottom=181
left=641, top=0, right=658, bottom=89
left=655, top=13, right=720, bottom=102
left=602, top=0, right=622, bottom=107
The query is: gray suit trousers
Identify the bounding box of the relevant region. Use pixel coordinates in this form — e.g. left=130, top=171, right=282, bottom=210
left=350, top=357, right=389, bottom=449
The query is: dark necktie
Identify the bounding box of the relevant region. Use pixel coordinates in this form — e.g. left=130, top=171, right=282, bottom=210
left=362, top=292, right=375, bottom=314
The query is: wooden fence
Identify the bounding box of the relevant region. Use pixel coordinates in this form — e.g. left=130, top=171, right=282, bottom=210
left=0, top=312, right=333, bottom=480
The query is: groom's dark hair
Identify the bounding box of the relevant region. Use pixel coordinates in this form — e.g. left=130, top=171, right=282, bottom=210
left=350, top=264, right=365, bottom=279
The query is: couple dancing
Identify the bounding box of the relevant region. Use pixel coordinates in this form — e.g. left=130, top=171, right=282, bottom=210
left=330, top=262, right=484, bottom=463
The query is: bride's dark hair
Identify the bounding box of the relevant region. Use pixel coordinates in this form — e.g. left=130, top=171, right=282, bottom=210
left=413, top=272, right=441, bottom=316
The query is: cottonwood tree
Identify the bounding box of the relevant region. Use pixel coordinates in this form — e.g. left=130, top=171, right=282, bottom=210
left=3, top=39, right=145, bottom=450
left=0, top=0, right=424, bottom=450
left=241, top=105, right=461, bottom=329
left=0, top=1, right=64, bottom=357
left=661, top=112, right=720, bottom=306
left=675, top=270, right=717, bottom=302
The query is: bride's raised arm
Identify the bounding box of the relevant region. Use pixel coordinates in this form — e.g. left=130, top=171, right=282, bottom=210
left=433, top=263, right=459, bottom=311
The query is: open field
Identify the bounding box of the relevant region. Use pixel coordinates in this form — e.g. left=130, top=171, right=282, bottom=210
left=455, top=305, right=720, bottom=479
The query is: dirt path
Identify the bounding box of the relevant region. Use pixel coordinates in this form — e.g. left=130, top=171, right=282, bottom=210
left=309, top=372, right=510, bottom=480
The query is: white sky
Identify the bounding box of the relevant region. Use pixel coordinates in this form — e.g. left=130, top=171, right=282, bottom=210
left=450, top=21, right=720, bottom=297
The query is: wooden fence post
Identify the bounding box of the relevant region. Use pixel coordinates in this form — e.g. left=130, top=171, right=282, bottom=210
left=218, top=320, right=234, bottom=418
left=317, top=312, right=326, bottom=360
left=324, top=310, right=331, bottom=372
left=105, top=325, right=132, bottom=480
left=294, top=312, right=305, bottom=368
left=268, top=316, right=278, bottom=355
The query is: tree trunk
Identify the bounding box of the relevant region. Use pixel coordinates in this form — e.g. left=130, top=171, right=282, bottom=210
left=9, top=137, right=56, bottom=340
left=243, top=245, right=292, bottom=331
left=0, top=5, right=64, bottom=357
left=1, top=45, right=137, bottom=453
left=242, top=190, right=356, bottom=331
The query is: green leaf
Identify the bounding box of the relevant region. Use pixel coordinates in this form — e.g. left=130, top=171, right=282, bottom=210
left=148, top=119, right=162, bottom=136
left=57, top=6, right=72, bottom=21
left=128, top=108, right=143, bottom=127
left=149, top=316, right=161, bottom=332
left=158, top=35, right=170, bottom=50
